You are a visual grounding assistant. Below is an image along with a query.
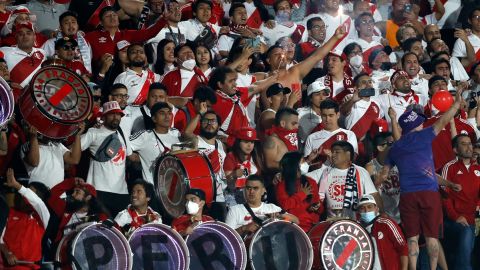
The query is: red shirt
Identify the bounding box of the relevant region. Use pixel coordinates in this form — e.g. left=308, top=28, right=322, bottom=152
left=275, top=176, right=321, bottom=232
left=173, top=102, right=200, bottom=134
left=441, top=159, right=480, bottom=224
left=171, top=214, right=214, bottom=234
left=211, top=89, right=252, bottom=137
left=370, top=216, right=408, bottom=270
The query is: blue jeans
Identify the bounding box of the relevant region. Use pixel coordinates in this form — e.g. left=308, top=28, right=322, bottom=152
left=444, top=218, right=475, bottom=270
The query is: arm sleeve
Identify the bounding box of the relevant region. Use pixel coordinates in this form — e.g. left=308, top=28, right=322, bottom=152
left=113, top=210, right=131, bottom=228
left=18, top=186, right=50, bottom=228
left=275, top=181, right=308, bottom=211
left=48, top=178, right=76, bottom=217
left=385, top=219, right=409, bottom=256
left=80, top=129, right=94, bottom=151
left=125, top=18, right=168, bottom=43
left=451, top=39, right=466, bottom=58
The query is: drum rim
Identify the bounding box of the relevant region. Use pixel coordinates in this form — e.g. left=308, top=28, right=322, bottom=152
left=28, top=66, right=93, bottom=124
left=185, top=220, right=248, bottom=270
left=68, top=222, right=133, bottom=270
left=127, top=223, right=190, bottom=270
left=319, top=219, right=374, bottom=270
left=0, top=77, right=13, bottom=126
left=248, top=219, right=313, bottom=270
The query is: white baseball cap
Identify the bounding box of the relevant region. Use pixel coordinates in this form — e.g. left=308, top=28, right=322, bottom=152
left=358, top=194, right=377, bottom=207
left=307, top=81, right=331, bottom=96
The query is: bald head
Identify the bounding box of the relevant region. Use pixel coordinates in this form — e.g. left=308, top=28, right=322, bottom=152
left=424, top=24, right=441, bottom=42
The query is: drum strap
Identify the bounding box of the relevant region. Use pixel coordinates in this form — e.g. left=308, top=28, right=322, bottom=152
left=243, top=203, right=263, bottom=226
left=152, top=129, right=170, bottom=153
left=140, top=106, right=155, bottom=130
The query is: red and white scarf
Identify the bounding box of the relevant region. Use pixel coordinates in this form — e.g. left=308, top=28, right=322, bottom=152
left=391, top=90, right=419, bottom=105
left=324, top=72, right=354, bottom=102
left=265, top=126, right=298, bottom=151
left=127, top=205, right=157, bottom=230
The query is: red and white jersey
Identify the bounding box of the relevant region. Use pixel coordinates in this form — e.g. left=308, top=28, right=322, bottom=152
left=211, top=89, right=252, bottom=136
left=315, top=75, right=354, bottom=103
left=304, top=128, right=358, bottom=157
left=244, top=1, right=263, bottom=29
left=161, top=68, right=207, bottom=98
left=114, top=68, right=160, bottom=105
left=452, top=32, right=480, bottom=61
left=260, top=22, right=307, bottom=46
left=307, top=164, right=376, bottom=219
left=374, top=91, right=428, bottom=127
left=344, top=99, right=384, bottom=140
left=0, top=46, right=45, bottom=88
left=236, top=72, right=257, bottom=127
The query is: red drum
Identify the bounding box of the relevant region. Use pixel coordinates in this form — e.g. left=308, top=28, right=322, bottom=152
left=56, top=222, right=132, bottom=270
left=18, top=66, right=92, bottom=139
left=128, top=223, right=189, bottom=270
left=155, top=151, right=216, bottom=218
left=247, top=220, right=313, bottom=270
left=308, top=219, right=374, bottom=270
left=185, top=221, right=247, bottom=270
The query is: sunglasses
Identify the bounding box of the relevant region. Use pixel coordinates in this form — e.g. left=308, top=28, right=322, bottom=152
left=61, top=45, right=77, bottom=51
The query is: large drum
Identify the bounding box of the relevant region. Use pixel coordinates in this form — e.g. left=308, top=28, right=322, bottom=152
left=0, top=76, right=13, bottom=127
left=155, top=151, right=216, bottom=218
left=185, top=221, right=247, bottom=270
left=128, top=223, right=189, bottom=270
left=55, top=222, right=132, bottom=270
left=18, top=66, right=92, bottom=139
left=248, top=220, right=313, bottom=270
left=308, top=219, right=374, bottom=270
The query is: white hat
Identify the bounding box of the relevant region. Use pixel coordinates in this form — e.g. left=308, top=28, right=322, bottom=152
left=358, top=194, right=376, bottom=207
left=307, top=81, right=331, bottom=96
left=116, top=40, right=131, bottom=51
left=102, top=101, right=125, bottom=116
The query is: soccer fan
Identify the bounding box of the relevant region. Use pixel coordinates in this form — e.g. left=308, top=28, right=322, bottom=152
left=172, top=189, right=214, bottom=236
left=50, top=37, right=90, bottom=79
left=257, top=84, right=292, bottom=137
left=452, top=7, right=480, bottom=64
left=315, top=50, right=355, bottom=103
left=297, top=81, right=329, bottom=144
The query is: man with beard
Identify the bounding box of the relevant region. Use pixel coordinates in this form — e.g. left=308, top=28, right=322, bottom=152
left=107, top=83, right=136, bottom=138
left=114, top=179, right=162, bottom=236
left=129, top=102, right=182, bottom=184
left=0, top=168, right=50, bottom=268
left=48, top=176, right=108, bottom=245
left=81, top=101, right=132, bottom=217
left=114, top=43, right=161, bottom=105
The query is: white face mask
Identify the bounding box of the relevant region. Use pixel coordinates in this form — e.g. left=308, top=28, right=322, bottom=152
left=182, top=59, right=196, bottom=71
left=300, top=162, right=310, bottom=175
left=350, top=55, right=363, bottom=68
left=186, top=201, right=200, bottom=215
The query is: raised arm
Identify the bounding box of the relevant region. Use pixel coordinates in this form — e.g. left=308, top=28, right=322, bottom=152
left=433, top=89, right=463, bottom=135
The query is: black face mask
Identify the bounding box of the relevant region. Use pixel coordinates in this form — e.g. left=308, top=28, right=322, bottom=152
left=200, top=129, right=217, bottom=140
left=130, top=61, right=145, bottom=67
left=380, top=62, right=393, bottom=71
left=65, top=196, right=87, bottom=213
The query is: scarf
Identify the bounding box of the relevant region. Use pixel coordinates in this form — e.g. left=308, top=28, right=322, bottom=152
left=324, top=72, right=354, bottom=102
left=392, top=90, right=419, bottom=105
left=343, top=165, right=359, bottom=211
left=127, top=205, right=157, bottom=230
left=235, top=156, right=252, bottom=188
left=265, top=126, right=298, bottom=151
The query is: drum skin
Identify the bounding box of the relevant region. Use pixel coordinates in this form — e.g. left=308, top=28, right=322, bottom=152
left=18, top=66, right=92, bottom=139
left=0, top=76, right=13, bottom=127
left=155, top=151, right=216, bottom=218
left=185, top=221, right=247, bottom=270
left=309, top=221, right=332, bottom=270
left=128, top=223, right=189, bottom=270
left=247, top=220, right=313, bottom=270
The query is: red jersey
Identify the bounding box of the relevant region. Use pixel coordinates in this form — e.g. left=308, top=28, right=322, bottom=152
left=369, top=216, right=408, bottom=270
left=171, top=214, right=214, bottom=234
left=211, top=89, right=252, bottom=137
left=173, top=102, right=199, bottom=134
left=441, top=159, right=480, bottom=224
left=161, top=68, right=207, bottom=98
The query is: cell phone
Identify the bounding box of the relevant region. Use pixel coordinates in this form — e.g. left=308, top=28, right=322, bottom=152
left=404, top=4, right=412, bottom=13
left=469, top=91, right=477, bottom=109
left=359, top=88, right=375, bottom=97
left=248, top=37, right=261, bottom=48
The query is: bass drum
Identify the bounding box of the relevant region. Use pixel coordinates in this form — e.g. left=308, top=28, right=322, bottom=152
left=0, top=76, right=13, bottom=127
left=55, top=222, right=132, bottom=270
left=18, top=66, right=92, bottom=139
left=247, top=220, right=313, bottom=270
left=128, top=223, right=189, bottom=270
left=308, top=219, right=374, bottom=270
left=185, top=221, right=247, bottom=270
left=154, top=151, right=216, bottom=218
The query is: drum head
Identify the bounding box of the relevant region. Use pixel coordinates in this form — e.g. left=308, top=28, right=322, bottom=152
left=320, top=220, right=374, bottom=270
left=186, top=221, right=247, bottom=270
left=30, top=66, right=92, bottom=124
left=69, top=223, right=132, bottom=270
left=0, top=76, right=13, bottom=126
left=249, top=220, right=313, bottom=270
left=128, top=224, right=189, bottom=270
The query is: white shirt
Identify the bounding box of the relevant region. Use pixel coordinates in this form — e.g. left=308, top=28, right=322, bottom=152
left=304, top=128, right=358, bottom=157
left=315, top=76, right=347, bottom=99
left=0, top=46, right=46, bottom=88
left=81, top=126, right=132, bottom=194
left=225, top=202, right=282, bottom=229
left=374, top=92, right=428, bottom=127
left=114, top=206, right=162, bottom=227
left=297, top=106, right=322, bottom=144
left=452, top=33, right=480, bottom=60
left=307, top=164, right=377, bottom=219
left=450, top=56, right=469, bottom=81
left=113, top=68, right=161, bottom=105
left=409, top=74, right=429, bottom=97
left=129, top=129, right=181, bottom=184
left=182, top=19, right=221, bottom=42
left=260, top=22, right=307, bottom=46
left=146, top=24, right=188, bottom=64
left=197, top=136, right=227, bottom=202
left=21, top=141, right=69, bottom=188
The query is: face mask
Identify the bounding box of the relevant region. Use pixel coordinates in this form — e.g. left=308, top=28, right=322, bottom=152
left=350, top=55, right=363, bottom=68
left=275, top=11, right=291, bottom=24
left=360, top=211, right=377, bottom=223
left=186, top=201, right=200, bottom=215
left=380, top=62, right=393, bottom=71
left=182, top=59, right=196, bottom=71
left=300, top=162, right=310, bottom=175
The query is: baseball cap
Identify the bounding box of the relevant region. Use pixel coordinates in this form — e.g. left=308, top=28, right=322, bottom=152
left=186, top=188, right=206, bottom=201
left=102, top=101, right=125, bottom=116
left=358, top=194, right=376, bottom=207
left=307, top=81, right=331, bottom=96
left=117, top=40, right=131, bottom=51
left=150, top=102, right=172, bottom=116
left=79, top=182, right=97, bottom=197
left=390, top=70, right=409, bottom=86
left=55, top=36, right=78, bottom=49
left=266, top=83, right=291, bottom=98
left=236, top=127, right=259, bottom=141
left=14, top=22, right=34, bottom=33
left=398, top=109, right=426, bottom=135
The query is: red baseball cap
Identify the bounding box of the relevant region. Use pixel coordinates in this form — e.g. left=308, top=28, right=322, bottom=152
left=79, top=183, right=97, bottom=197
left=14, top=22, right=34, bottom=33
left=369, top=118, right=389, bottom=138
left=236, top=127, right=259, bottom=141
left=102, top=101, right=125, bottom=116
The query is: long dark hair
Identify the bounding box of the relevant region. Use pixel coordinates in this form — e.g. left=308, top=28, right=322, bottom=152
left=232, top=139, right=262, bottom=173
left=280, top=151, right=303, bottom=196
left=154, top=39, right=175, bottom=75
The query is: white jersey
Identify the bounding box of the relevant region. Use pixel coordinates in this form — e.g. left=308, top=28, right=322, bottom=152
left=197, top=136, right=227, bottom=202
left=181, top=19, right=221, bottom=42
left=21, top=141, right=69, bottom=188
left=368, top=158, right=401, bottom=224
left=409, top=74, right=429, bottom=97
left=307, top=164, right=377, bottom=219
left=374, top=92, right=428, bottom=127
left=452, top=33, right=480, bottom=60
left=81, top=126, right=132, bottom=194
left=225, top=202, right=282, bottom=229
left=344, top=99, right=384, bottom=137
left=297, top=106, right=322, bottom=144
left=236, top=72, right=258, bottom=127
left=129, top=129, right=181, bottom=184
left=304, top=128, right=358, bottom=157
left=0, top=46, right=46, bottom=88
left=260, top=22, right=307, bottom=46
left=113, top=68, right=161, bottom=105
left=315, top=76, right=348, bottom=100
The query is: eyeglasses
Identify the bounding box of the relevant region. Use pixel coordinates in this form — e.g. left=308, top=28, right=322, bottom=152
left=471, top=15, right=480, bottom=21
left=111, top=94, right=129, bottom=99
left=360, top=20, right=375, bottom=25
left=379, top=141, right=394, bottom=146
left=201, top=119, right=217, bottom=125
left=61, top=45, right=77, bottom=51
